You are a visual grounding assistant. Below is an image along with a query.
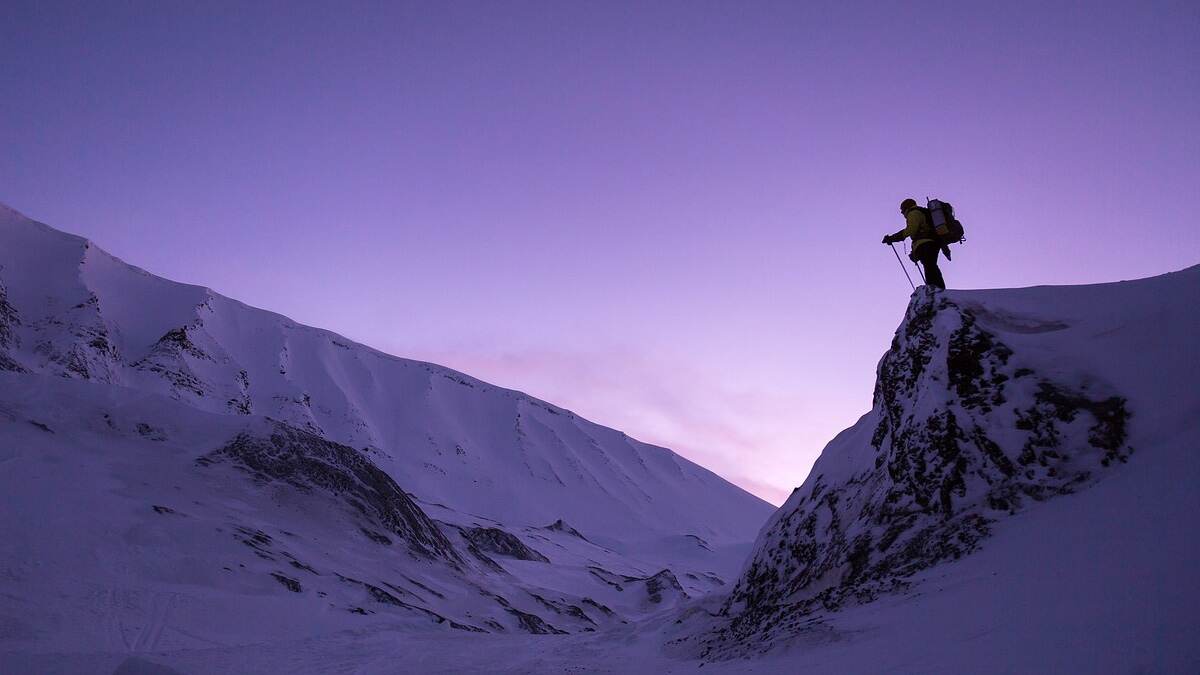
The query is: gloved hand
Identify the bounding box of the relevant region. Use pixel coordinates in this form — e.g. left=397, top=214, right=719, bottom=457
left=882, top=234, right=895, bottom=245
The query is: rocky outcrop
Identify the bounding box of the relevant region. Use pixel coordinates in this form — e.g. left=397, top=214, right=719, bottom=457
left=200, top=421, right=461, bottom=563
left=20, top=294, right=122, bottom=382
left=643, top=569, right=687, bottom=605
left=708, top=288, right=1132, bottom=657
left=134, top=325, right=213, bottom=398
left=463, top=527, right=550, bottom=563
left=0, top=278, right=17, bottom=349
left=0, top=277, right=24, bottom=372
left=543, top=519, right=589, bottom=541
left=586, top=565, right=690, bottom=608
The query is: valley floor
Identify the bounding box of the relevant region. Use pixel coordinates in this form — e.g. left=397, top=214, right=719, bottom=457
left=8, top=449, right=1198, bottom=675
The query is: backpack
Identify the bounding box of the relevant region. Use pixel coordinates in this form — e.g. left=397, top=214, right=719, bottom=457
left=925, top=198, right=965, bottom=245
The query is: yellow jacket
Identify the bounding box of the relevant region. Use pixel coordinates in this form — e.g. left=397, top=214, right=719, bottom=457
left=892, top=208, right=936, bottom=253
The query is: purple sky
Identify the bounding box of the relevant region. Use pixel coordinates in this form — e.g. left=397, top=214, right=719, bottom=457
left=2, top=1, right=1197, bottom=504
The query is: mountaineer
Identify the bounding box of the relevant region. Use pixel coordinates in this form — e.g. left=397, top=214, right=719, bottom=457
left=883, top=198, right=948, bottom=290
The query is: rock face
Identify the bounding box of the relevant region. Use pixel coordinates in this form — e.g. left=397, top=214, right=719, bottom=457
left=711, top=288, right=1132, bottom=654
left=463, top=527, right=550, bottom=563
left=643, top=569, right=687, bottom=605
left=0, top=279, right=23, bottom=372
left=201, top=421, right=461, bottom=563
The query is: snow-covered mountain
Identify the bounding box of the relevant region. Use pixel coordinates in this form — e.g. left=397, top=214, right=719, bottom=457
left=2, top=199, right=1196, bottom=674
left=0, top=204, right=770, bottom=547
left=0, top=203, right=774, bottom=671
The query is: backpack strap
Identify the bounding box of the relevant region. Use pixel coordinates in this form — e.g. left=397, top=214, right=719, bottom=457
left=916, top=207, right=935, bottom=239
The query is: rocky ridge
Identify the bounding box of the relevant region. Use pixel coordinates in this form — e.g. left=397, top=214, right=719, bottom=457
left=705, top=287, right=1133, bottom=657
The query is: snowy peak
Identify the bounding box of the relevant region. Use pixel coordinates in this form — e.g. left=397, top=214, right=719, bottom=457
left=0, top=209, right=210, bottom=380
left=0, top=203, right=771, bottom=544
left=0, top=202, right=778, bottom=655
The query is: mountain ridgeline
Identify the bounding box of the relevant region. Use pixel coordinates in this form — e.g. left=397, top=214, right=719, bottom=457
left=0, top=203, right=772, bottom=647
left=0, top=203, right=770, bottom=546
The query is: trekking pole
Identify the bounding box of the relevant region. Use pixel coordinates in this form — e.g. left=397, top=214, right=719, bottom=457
left=889, top=243, right=916, bottom=290
left=912, top=258, right=926, bottom=285
left=906, top=242, right=926, bottom=285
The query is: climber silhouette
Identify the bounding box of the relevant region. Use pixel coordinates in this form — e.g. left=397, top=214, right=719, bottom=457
left=883, top=198, right=946, bottom=290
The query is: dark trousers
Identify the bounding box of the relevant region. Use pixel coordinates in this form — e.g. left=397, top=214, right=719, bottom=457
left=913, top=243, right=946, bottom=290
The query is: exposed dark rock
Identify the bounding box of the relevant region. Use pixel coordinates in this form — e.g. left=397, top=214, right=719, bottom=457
left=137, top=423, right=167, bottom=441
left=644, top=569, right=686, bottom=604
left=381, top=581, right=417, bottom=600
left=947, top=310, right=1011, bottom=412
left=0, top=352, right=25, bottom=373
left=201, top=421, right=460, bottom=563
left=694, top=572, right=725, bottom=586
left=276, top=551, right=318, bottom=575
left=360, top=528, right=393, bottom=545
left=465, top=543, right=507, bottom=573
left=0, top=281, right=27, bottom=371
left=477, top=589, right=568, bottom=634
left=563, top=604, right=594, bottom=624
left=138, top=361, right=208, bottom=398
left=233, top=526, right=276, bottom=561
left=157, top=327, right=210, bottom=360
left=0, top=279, right=18, bottom=350
left=463, top=527, right=550, bottom=562
left=227, top=370, right=253, bottom=414
left=587, top=566, right=689, bottom=606
left=528, top=593, right=597, bottom=626
left=270, top=573, right=302, bottom=593
left=1016, top=382, right=1131, bottom=469
left=581, top=597, right=615, bottom=617
left=587, top=566, right=625, bottom=591
left=337, top=574, right=487, bottom=631
left=133, top=326, right=211, bottom=397
left=506, top=607, right=568, bottom=635
left=543, top=518, right=589, bottom=541
left=364, top=581, right=406, bottom=606
left=403, top=575, right=445, bottom=600
left=288, top=559, right=318, bottom=574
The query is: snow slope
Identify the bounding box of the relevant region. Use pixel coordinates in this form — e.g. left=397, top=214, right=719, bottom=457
left=0, top=202, right=773, bottom=671
left=0, top=202, right=771, bottom=547
left=2, top=198, right=1196, bottom=674
left=0, top=372, right=739, bottom=657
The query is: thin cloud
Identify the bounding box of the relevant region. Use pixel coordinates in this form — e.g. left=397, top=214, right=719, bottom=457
left=403, top=343, right=815, bottom=506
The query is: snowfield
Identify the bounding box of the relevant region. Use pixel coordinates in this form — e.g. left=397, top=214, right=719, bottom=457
left=1, top=202, right=1197, bottom=673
